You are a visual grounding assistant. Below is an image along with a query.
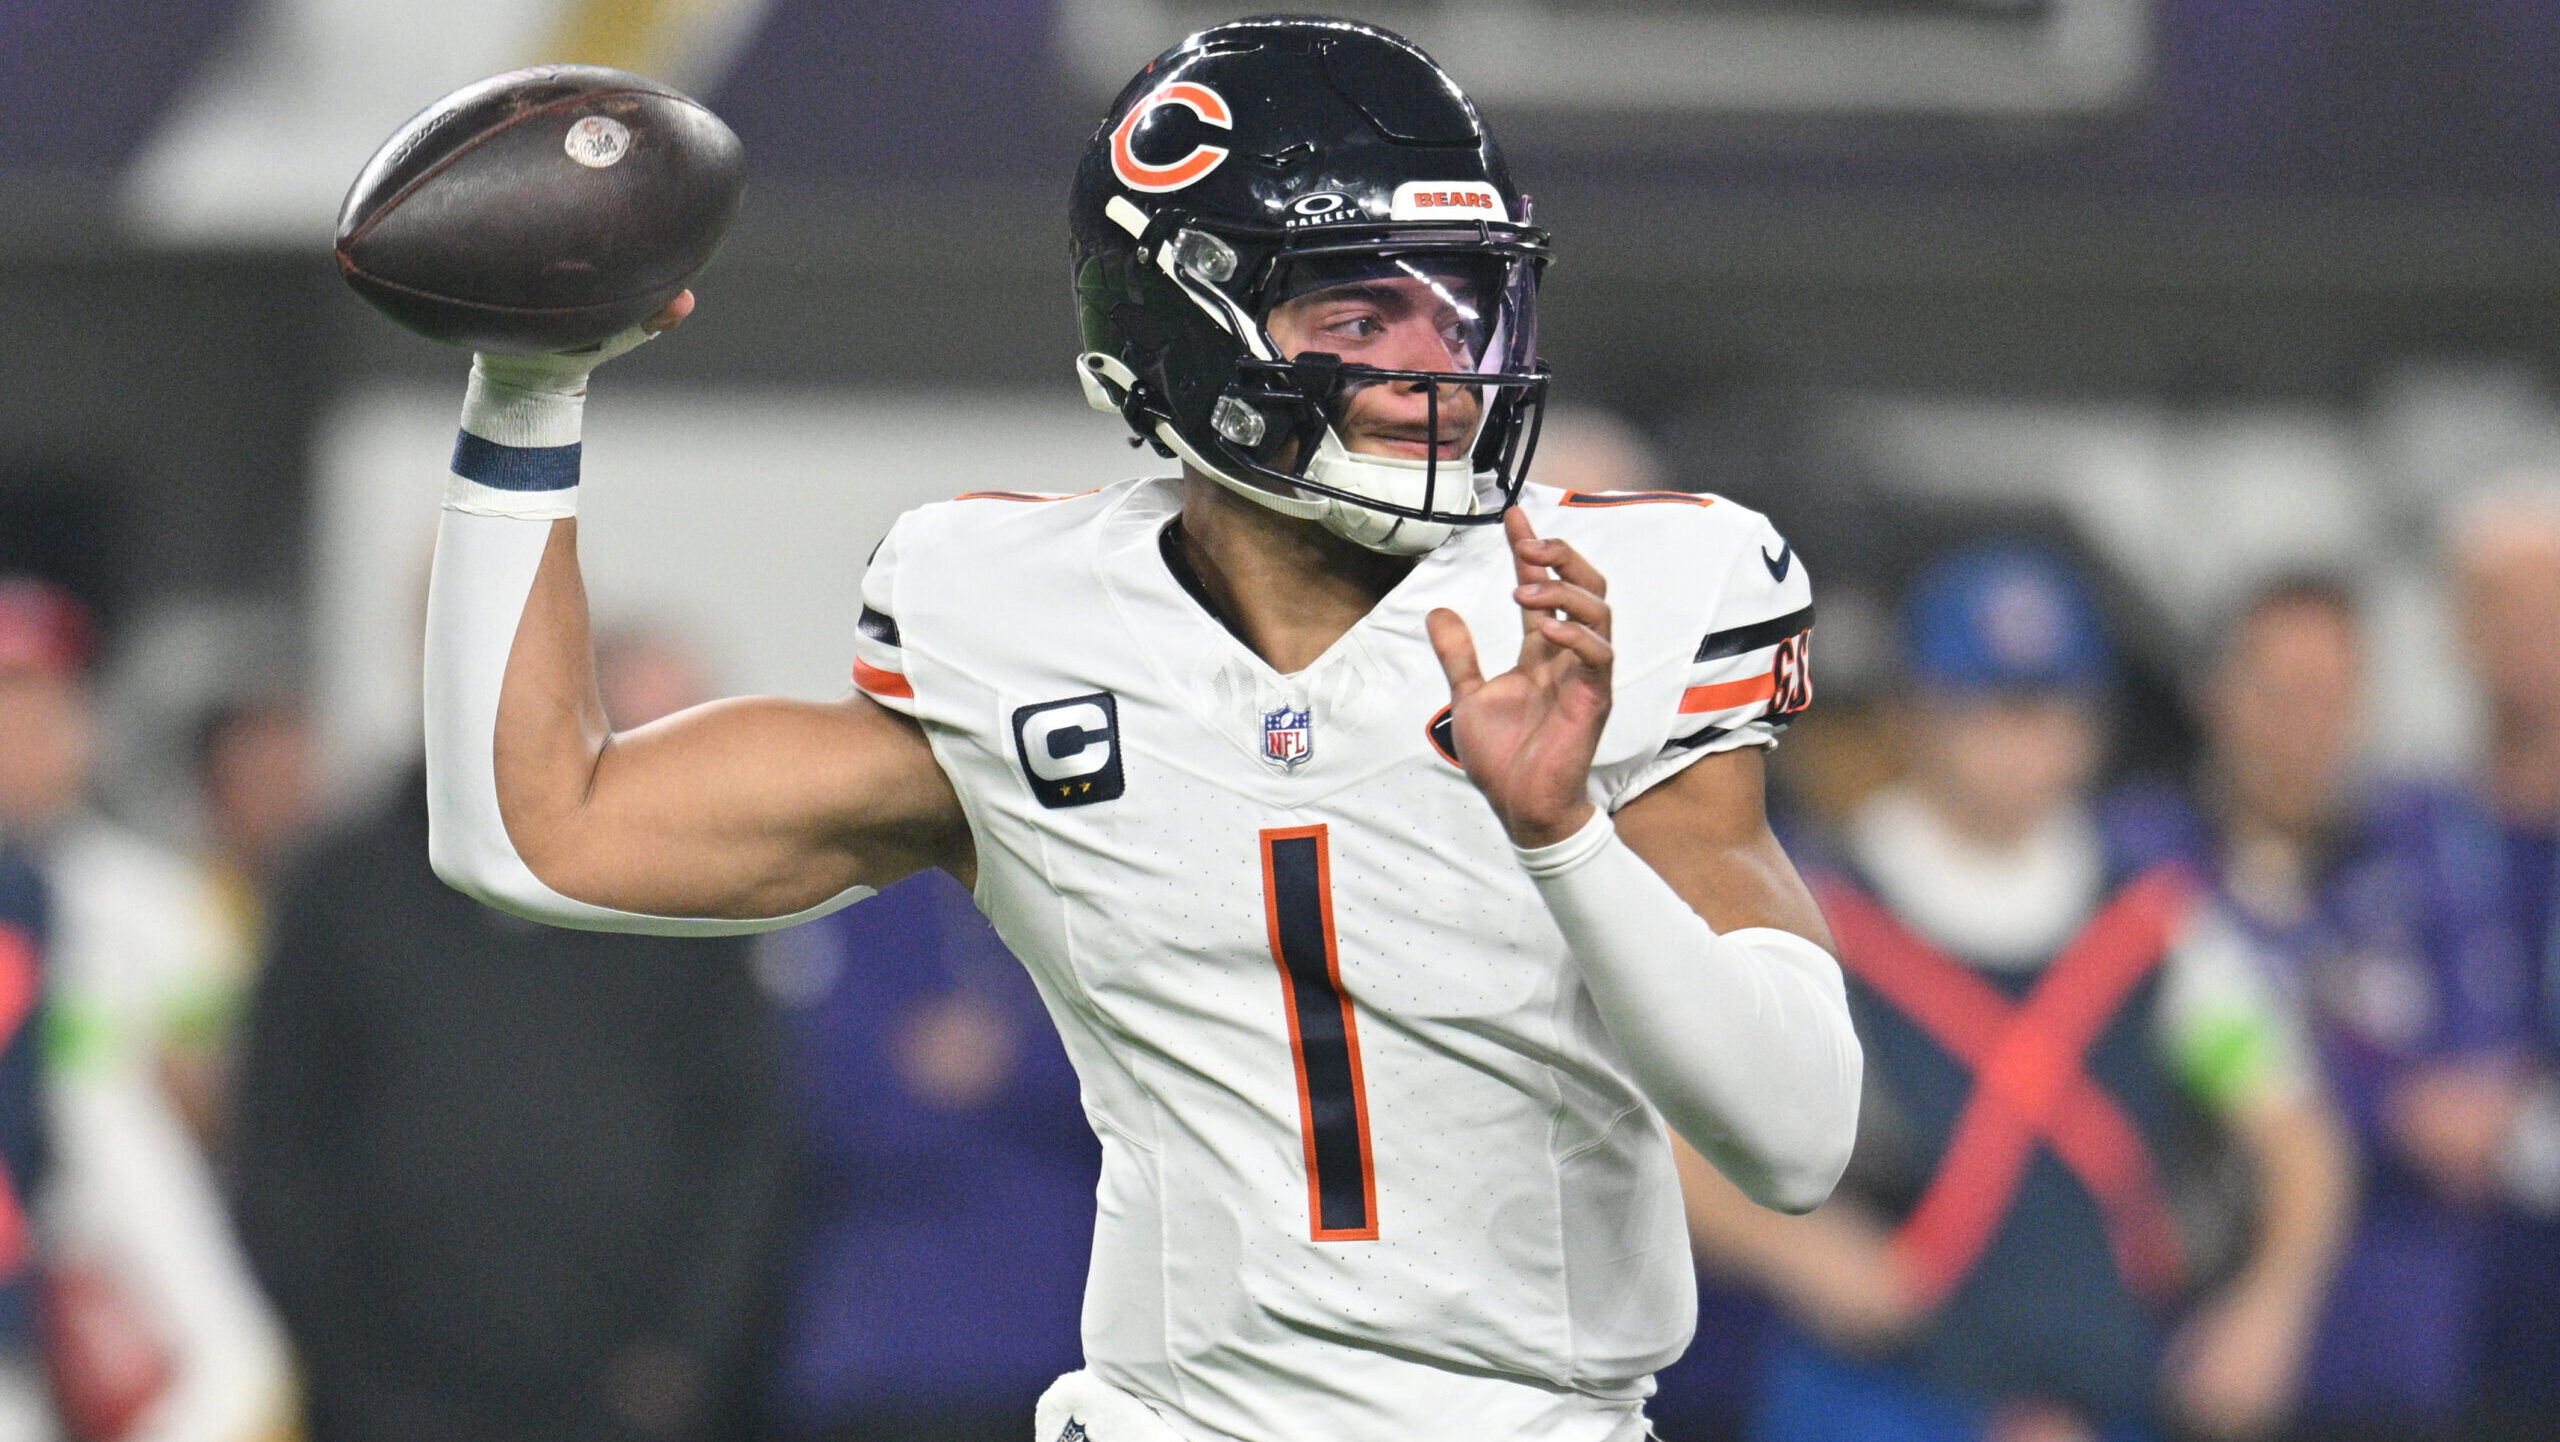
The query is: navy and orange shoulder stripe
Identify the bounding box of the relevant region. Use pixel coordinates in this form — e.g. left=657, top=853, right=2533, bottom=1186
left=851, top=604, right=914, bottom=699
left=1555, top=490, right=1716, bottom=509
left=953, top=488, right=1100, bottom=503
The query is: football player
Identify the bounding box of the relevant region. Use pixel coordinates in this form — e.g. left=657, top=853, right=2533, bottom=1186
left=421, top=18, right=1861, bottom=1442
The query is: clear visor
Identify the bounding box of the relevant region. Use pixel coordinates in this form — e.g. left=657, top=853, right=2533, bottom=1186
left=1260, top=250, right=1537, bottom=382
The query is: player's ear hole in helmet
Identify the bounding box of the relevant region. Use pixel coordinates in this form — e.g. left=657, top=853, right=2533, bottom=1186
left=1068, top=16, right=1551, bottom=557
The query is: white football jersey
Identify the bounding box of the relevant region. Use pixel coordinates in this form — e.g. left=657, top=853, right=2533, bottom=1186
left=851, top=476, right=1814, bottom=1441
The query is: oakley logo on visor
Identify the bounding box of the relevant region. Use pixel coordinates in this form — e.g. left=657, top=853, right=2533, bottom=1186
left=1111, top=82, right=1232, bottom=194
left=1388, top=181, right=1508, bottom=223
left=1014, top=692, right=1126, bottom=808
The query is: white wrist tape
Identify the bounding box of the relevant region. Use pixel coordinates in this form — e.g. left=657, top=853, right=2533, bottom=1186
left=442, top=324, right=661, bottom=519
left=444, top=358, right=590, bottom=519
left=1521, top=810, right=1862, bottom=1213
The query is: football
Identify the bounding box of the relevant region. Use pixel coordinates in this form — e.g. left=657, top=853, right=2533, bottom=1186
left=334, top=65, right=745, bottom=354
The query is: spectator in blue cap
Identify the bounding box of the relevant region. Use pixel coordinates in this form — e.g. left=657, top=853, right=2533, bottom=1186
left=1892, top=545, right=2120, bottom=885
left=1683, top=540, right=2353, bottom=1442
left=1905, top=543, right=2116, bottom=693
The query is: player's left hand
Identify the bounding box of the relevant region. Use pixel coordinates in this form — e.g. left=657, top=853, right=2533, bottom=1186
left=1427, top=508, right=1613, bottom=849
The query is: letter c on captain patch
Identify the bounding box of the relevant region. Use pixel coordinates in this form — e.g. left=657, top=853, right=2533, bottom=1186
left=1110, top=82, right=1233, bottom=193
left=1014, top=692, right=1127, bottom=808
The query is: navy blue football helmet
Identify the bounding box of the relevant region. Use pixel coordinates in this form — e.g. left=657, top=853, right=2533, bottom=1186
left=1069, top=16, right=1550, bottom=554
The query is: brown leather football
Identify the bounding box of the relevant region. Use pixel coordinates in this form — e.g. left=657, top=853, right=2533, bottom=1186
left=335, top=65, right=745, bottom=354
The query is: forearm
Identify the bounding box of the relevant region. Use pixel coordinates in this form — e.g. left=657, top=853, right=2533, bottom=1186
left=1522, top=811, right=1862, bottom=1213
left=2165, top=1091, right=2354, bottom=1437
left=1677, top=1137, right=1920, bottom=1348
left=2229, top=1091, right=2354, bottom=1320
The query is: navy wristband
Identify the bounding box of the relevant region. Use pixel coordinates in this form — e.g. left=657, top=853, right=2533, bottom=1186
left=451, top=431, right=582, bottom=492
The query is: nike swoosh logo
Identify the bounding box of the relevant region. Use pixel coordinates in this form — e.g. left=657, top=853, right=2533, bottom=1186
left=1762, top=540, right=1793, bottom=583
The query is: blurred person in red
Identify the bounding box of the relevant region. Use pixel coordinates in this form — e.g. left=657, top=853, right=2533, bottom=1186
left=0, top=574, right=294, bottom=1442
left=0, top=845, right=61, bottom=1436
left=1682, top=543, right=2353, bottom=1442
left=236, top=621, right=793, bottom=1442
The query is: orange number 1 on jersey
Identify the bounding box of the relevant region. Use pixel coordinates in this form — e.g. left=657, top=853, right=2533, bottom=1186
left=1259, top=825, right=1381, bottom=1241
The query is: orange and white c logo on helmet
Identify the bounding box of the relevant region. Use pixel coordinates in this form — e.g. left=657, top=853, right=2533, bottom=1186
left=1110, top=82, right=1233, bottom=193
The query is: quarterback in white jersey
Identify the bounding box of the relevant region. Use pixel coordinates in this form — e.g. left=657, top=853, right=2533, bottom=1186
left=850, top=477, right=1814, bottom=1438
left=419, top=16, right=1860, bottom=1442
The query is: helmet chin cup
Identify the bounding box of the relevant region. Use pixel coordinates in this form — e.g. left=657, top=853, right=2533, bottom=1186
left=1305, top=432, right=1476, bottom=556
left=1192, top=355, right=1541, bottom=555
left=1318, top=497, right=1454, bottom=556
left=1153, top=417, right=1467, bottom=556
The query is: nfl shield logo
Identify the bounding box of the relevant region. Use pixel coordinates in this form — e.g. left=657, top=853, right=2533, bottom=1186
left=1262, top=705, right=1314, bottom=768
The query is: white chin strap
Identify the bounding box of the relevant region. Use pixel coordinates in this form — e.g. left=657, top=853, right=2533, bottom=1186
left=1153, top=419, right=1484, bottom=557
left=1300, top=430, right=1482, bottom=556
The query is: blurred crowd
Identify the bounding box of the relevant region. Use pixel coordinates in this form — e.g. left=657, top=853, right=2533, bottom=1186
left=1644, top=477, right=2560, bottom=1442
left=0, top=441, right=2556, bottom=1442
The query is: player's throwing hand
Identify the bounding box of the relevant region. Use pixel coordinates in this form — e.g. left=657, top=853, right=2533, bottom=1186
left=1427, top=507, right=1615, bottom=849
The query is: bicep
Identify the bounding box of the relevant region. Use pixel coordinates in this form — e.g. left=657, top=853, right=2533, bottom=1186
left=1613, top=745, right=1832, bottom=947
left=516, top=688, right=972, bottom=917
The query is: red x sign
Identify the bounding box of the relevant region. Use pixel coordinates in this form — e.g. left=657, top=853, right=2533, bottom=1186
left=1814, top=867, right=2195, bottom=1312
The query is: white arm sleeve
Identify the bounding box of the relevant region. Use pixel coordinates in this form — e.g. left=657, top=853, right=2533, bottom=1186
left=423, top=352, right=872, bottom=936
left=1519, top=810, right=1862, bottom=1214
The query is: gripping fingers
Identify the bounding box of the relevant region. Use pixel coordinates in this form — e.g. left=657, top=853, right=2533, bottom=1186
left=1514, top=579, right=1610, bottom=636
left=476, top=291, right=694, bottom=396
left=1537, top=614, right=1615, bottom=669
left=1426, top=607, right=1486, bottom=700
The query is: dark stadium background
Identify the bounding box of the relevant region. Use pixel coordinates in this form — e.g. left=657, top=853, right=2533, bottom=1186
left=11, top=0, right=2558, bottom=625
